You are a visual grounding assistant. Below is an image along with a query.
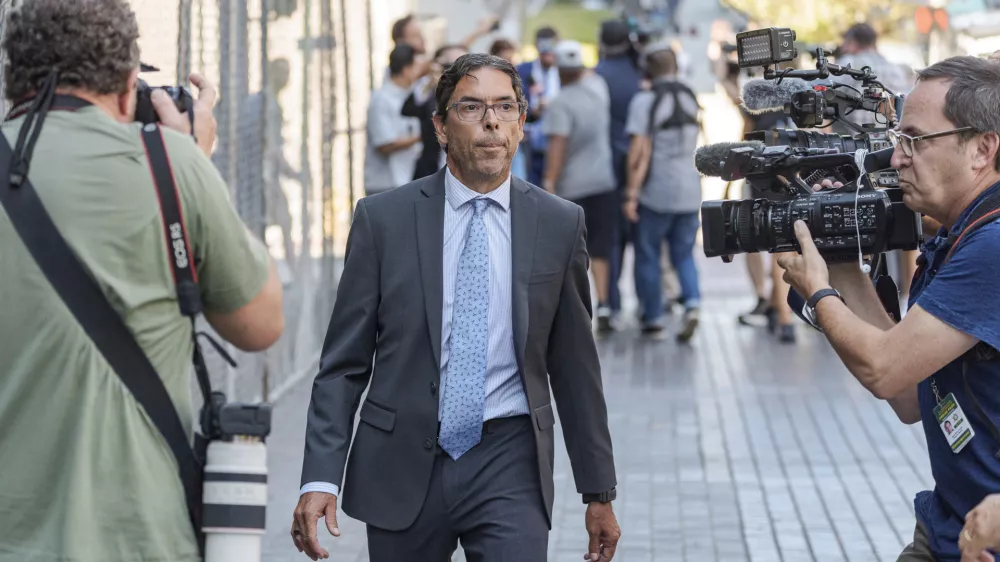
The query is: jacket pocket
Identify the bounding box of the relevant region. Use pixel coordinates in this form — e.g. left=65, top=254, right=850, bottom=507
left=534, top=403, right=556, bottom=431
left=529, top=269, right=563, bottom=285
left=359, top=399, right=396, bottom=432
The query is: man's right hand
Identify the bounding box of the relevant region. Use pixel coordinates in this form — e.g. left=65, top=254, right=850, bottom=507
left=291, top=492, right=341, bottom=561
left=151, top=72, right=218, bottom=158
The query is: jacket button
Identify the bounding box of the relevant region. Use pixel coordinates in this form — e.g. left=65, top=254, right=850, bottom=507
left=424, top=438, right=434, bottom=449
left=430, top=382, right=438, bottom=396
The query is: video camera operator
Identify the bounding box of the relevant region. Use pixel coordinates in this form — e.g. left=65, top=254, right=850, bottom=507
left=0, top=1, right=284, bottom=561
left=776, top=56, right=1000, bottom=561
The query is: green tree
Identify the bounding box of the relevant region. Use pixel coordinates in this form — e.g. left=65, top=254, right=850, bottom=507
left=722, top=0, right=916, bottom=46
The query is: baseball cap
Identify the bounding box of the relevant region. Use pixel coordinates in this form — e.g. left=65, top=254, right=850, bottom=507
left=554, top=40, right=585, bottom=69
left=600, top=20, right=631, bottom=47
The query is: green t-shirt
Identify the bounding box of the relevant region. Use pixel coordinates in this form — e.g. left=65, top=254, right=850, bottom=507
left=0, top=106, right=271, bottom=561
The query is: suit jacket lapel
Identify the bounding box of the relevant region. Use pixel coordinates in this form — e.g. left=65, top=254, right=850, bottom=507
left=415, top=170, right=447, bottom=369
left=510, top=177, right=537, bottom=368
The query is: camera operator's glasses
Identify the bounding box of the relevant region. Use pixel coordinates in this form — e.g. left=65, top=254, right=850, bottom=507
left=447, top=101, right=526, bottom=122
left=888, top=126, right=977, bottom=157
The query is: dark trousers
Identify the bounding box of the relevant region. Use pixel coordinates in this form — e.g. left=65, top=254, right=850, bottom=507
left=366, top=415, right=549, bottom=562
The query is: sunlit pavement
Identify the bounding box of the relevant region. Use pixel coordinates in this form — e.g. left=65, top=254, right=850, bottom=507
left=261, top=250, right=932, bottom=562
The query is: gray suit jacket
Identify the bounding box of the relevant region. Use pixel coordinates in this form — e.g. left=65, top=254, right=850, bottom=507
left=301, top=168, right=616, bottom=531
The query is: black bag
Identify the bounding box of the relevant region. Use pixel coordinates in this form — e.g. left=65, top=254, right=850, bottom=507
left=0, top=106, right=230, bottom=555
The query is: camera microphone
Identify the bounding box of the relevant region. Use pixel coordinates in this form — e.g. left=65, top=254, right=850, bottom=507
left=694, top=141, right=765, bottom=177
left=740, top=77, right=819, bottom=114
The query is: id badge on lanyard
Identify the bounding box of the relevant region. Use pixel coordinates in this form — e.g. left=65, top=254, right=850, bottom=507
left=931, top=378, right=975, bottom=453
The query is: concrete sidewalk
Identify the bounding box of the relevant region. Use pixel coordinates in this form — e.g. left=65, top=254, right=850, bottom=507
left=260, top=249, right=932, bottom=562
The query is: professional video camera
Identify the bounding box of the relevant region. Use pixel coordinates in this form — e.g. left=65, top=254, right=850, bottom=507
left=696, top=27, right=922, bottom=264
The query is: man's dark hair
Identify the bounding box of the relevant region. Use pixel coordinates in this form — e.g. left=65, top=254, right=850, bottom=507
left=535, top=27, right=558, bottom=43
left=434, top=44, right=467, bottom=62
left=434, top=53, right=525, bottom=123
left=389, top=44, right=417, bottom=76
left=3, top=0, right=141, bottom=102
left=645, top=48, right=678, bottom=79
left=489, top=38, right=516, bottom=58
left=391, top=14, right=414, bottom=43
left=916, top=56, right=1000, bottom=170
left=844, top=23, right=877, bottom=49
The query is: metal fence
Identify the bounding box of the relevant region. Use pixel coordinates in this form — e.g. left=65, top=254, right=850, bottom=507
left=128, top=0, right=404, bottom=403
left=0, top=0, right=414, bottom=402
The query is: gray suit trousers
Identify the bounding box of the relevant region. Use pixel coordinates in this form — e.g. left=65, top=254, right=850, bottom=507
left=366, top=416, right=548, bottom=562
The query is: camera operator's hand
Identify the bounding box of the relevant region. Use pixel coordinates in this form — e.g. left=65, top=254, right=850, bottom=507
left=291, top=492, right=340, bottom=560
left=776, top=220, right=831, bottom=301
left=151, top=72, right=217, bottom=158
left=960, top=494, right=1000, bottom=562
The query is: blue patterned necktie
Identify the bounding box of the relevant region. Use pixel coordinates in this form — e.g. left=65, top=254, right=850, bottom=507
left=439, top=198, right=490, bottom=460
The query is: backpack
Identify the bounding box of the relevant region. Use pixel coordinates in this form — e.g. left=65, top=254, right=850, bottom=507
left=644, top=80, right=702, bottom=186
left=647, top=79, right=702, bottom=137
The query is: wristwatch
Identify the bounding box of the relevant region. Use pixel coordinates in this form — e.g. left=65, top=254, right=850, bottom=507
left=582, top=487, right=617, bottom=504
left=803, top=287, right=844, bottom=328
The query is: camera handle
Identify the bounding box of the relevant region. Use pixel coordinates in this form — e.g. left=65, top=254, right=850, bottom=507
left=763, top=46, right=892, bottom=93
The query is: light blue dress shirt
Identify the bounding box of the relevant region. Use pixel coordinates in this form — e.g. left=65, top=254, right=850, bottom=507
left=300, top=168, right=529, bottom=498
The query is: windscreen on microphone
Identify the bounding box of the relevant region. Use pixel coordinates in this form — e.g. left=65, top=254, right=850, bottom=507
left=740, top=78, right=817, bottom=114
left=694, top=141, right=765, bottom=177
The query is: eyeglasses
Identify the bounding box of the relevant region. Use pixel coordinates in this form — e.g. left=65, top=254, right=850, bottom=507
left=888, top=126, right=977, bottom=157
left=447, top=101, right=526, bottom=122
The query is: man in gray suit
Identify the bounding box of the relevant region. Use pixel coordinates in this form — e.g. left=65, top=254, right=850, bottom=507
left=291, top=52, right=621, bottom=561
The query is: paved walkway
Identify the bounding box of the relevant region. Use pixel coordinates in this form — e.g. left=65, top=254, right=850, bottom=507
left=259, top=1, right=935, bottom=559
left=260, top=250, right=933, bottom=562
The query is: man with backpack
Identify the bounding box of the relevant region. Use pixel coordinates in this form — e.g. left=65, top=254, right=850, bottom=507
left=622, top=44, right=703, bottom=341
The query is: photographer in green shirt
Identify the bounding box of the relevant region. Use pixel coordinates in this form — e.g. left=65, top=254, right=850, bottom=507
left=0, top=1, right=284, bottom=560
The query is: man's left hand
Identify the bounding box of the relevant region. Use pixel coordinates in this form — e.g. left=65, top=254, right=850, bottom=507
left=776, top=220, right=832, bottom=299
left=960, top=494, right=1000, bottom=561
left=583, top=502, right=621, bottom=561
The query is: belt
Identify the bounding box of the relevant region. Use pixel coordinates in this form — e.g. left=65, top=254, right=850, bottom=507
left=434, top=414, right=530, bottom=455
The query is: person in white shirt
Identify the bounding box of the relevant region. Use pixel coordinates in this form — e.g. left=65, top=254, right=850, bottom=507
left=365, top=44, right=423, bottom=195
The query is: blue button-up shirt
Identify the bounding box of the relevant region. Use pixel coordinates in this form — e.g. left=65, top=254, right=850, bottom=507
left=440, top=168, right=529, bottom=421
left=910, top=181, right=1000, bottom=560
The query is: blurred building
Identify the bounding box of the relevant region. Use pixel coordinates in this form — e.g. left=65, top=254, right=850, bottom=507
left=950, top=0, right=1000, bottom=55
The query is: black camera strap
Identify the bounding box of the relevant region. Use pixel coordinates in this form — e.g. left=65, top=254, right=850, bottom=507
left=0, top=103, right=226, bottom=554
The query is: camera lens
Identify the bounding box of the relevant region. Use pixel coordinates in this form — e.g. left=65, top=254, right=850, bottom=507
left=735, top=199, right=756, bottom=251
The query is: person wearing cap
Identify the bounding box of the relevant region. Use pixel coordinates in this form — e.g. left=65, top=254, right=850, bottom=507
left=596, top=18, right=643, bottom=328
left=542, top=40, right=619, bottom=331
left=517, top=26, right=561, bottom=186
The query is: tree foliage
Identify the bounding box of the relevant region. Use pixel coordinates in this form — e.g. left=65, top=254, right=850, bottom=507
left=722, top=0, right=916, bottom=45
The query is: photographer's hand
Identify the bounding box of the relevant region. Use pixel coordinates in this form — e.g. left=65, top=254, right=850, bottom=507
left=151, top=72, right=218, bottom=157
left=776, top=220, right=831, bottom=300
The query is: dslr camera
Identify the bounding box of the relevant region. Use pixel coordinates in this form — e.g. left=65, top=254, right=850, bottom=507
left=698, top=27, right=922, bottom=263
left=134, top=77, right=194, bottom=126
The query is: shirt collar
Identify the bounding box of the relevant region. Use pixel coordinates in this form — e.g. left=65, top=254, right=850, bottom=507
left=444, top=166, right=511, bottom=211
left=950, top=180, right=1000, bottom=234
